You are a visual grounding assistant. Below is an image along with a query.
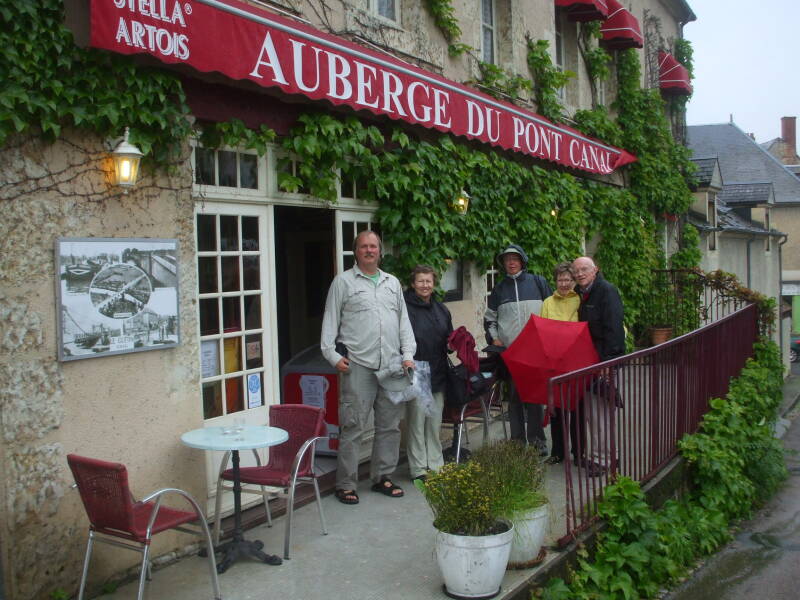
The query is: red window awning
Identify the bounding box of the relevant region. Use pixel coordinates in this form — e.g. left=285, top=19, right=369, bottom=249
left=600, top=0, right=643, bottom=50
left=658, top=51, right=692, bottom=95
left=555, top=0, right=609, bottom=22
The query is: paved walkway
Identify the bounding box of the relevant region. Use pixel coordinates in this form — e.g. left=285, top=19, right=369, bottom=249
left=95, top=373, right=800, bottom=600
left=100, top=419, right=567, bottom=600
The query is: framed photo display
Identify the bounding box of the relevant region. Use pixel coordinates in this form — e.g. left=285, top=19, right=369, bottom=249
left=56, top=238, right=180, bottom=361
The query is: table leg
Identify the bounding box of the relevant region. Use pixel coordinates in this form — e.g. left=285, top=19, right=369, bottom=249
left=214, top=449, right=282, bottom=573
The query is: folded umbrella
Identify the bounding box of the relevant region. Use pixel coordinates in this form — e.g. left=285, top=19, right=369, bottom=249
left=501, top=314, right=599, bottom=409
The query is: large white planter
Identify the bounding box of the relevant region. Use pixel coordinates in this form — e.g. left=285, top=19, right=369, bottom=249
left=435, top=522, right=514, bottom=599
left=507, top=504, right=549, bottom=568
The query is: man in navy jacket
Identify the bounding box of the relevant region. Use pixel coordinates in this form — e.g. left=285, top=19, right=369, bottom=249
left=574, top=256, right=625, bottom=474
left=485, top=244, right=552, bottom=452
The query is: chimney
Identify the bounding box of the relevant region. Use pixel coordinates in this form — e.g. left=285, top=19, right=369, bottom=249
left=782, top=116, right=797, bottom=161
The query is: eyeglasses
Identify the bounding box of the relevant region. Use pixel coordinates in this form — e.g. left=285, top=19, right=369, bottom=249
left=556, top=278, right=574, bottom=284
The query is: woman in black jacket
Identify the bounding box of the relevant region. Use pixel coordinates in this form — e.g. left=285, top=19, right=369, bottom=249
left=404, top=265, right=453, bottom=482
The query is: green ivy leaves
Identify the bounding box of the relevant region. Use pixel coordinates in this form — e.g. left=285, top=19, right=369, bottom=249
left=540, top=341, right=786, bottom=600
left=0, top=0, right=192, bottom=167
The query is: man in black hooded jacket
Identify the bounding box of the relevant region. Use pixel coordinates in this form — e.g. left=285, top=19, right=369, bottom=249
left=484, top=244, right=552, bottom=452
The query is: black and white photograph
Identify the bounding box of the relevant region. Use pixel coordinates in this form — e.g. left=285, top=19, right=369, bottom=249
left=56, top=238, right=180, bottom=361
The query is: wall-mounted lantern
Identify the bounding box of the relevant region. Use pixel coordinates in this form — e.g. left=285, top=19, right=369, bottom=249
left=452, top=189, right=470, bottom=215
left=111, top=127, right=143, bottom=192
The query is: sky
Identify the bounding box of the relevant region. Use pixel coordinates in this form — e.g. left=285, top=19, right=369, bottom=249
left=684, top=0, right=798, bottom=144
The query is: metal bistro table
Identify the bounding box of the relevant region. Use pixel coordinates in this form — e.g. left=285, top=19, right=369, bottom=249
left=181, top=425, right=289, bottom=573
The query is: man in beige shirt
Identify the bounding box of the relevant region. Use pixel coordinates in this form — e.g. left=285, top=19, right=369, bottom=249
left=321, top=231, right=416, bottom=505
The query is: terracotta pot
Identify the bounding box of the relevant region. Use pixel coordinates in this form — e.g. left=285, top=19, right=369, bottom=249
left=650, top=327, right=674, bottom=345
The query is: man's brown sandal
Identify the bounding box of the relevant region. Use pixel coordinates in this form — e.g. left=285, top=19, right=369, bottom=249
left=335, top=489, right=359, bottom=505
left=371, top=476, right=404, bottom=497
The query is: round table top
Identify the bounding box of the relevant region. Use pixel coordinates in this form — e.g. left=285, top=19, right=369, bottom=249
left=181, top=425, right=289, bottom=452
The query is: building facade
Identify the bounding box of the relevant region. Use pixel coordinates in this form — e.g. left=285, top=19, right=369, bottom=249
left=0, top=1, right=696, bottom=597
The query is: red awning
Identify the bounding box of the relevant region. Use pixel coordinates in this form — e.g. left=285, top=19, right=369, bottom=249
left=79, top=0, right=638, bottom=176
left=600, top=0, right=643, bottom=50
left=555, top=0, right=609, bottom=22
left=658, top=52, right=692, bottom=95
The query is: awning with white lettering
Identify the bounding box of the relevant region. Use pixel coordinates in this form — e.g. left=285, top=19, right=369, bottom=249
left=658, top=52, right=692, bottom=95
left=555, top=0, right=609, bottom=23
left=84, top=0, right=636, bottom=175
left=600, top=0, right=644, bottom=50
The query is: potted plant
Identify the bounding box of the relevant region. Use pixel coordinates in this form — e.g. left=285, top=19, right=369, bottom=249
left=416, top=460, right=514, bottom=599
left=648, top=280, right=677, bottom=345
left=472, top=441, right=549, bottom=568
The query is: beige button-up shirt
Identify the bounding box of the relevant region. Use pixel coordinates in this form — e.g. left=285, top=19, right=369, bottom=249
left=320, top=265, right=416, bottom=370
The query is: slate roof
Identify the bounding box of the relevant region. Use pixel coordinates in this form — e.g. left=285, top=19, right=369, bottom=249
left=690, top=157, right=718, bottom=188
left=687, top=123, right=800, bottom=204
left=718, top=182, right=774, bottom=205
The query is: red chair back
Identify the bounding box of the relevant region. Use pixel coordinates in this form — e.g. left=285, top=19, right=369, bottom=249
left=67, top=454, right=135, bottom=535
left=268, top=404, right=325, bottom=478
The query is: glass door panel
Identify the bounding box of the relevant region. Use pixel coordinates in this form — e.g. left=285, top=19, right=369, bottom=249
left=335, top=211, right=376, bottom=274
left=195, top=203, right=276, bottom=514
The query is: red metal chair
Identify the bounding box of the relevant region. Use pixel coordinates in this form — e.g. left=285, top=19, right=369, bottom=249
left=212, top=404, right=328, bottom=559
left=67, top=454, right=221, bottom=600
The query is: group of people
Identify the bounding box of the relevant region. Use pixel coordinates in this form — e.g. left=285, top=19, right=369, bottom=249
left=320, top=230, right=624, bottom=505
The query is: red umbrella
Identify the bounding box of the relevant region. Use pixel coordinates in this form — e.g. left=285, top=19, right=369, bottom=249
left=502, top=314, right=599, bottom=409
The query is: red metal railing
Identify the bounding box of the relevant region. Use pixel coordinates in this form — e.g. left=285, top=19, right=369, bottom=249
left=548, top=303, right=758, bottom=546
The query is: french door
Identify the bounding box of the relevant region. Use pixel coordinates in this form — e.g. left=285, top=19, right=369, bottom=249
left=195, top=202, right=278, bottom=510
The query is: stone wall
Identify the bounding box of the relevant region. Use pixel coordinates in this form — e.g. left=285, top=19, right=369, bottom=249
left=0, top=129, right=199, bottom=600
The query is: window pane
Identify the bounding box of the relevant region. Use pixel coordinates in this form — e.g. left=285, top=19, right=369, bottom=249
left=245, top=373, right=264, bottom=408
left=220, top=216, right=239, bottom=251
left=198, top=257, right=218, bottom=293
left=243, top=256, right=260, bottom=290
left=482, top=0, right=493, bottom=25
left=196, top=214, right=216, bottom=252
left=483, top=28, right=494, bottom=63
left=224, top=337, right=242, bottom=373
left=199, top=298, right=219, bottom=335
left=442, top=260, right=461, bottom=291
left=244, top=294, right=261, bottom=330
left=218, top=150, right=237, bottom=187
left=245, top=333, right=263, bottom=369
left=344, top=255, right=355, bottom=271
left=241, top=217, right=259, bottom=251
left=222, top=296, right=241, bottom=332
left=342, top=222, right=354, bottom=252
left=225, top=377, right=243, bottom=414
left=195, top=148, right=215, bottom=185
left=341, top=176, right=354, bottom=199
left=202, top=381, right=222, bottom=419
left=240, top=154, right=258, bottom=189
left=221, top=256, right=240, bottom=292
left=377, top=0, right=395, bottom=20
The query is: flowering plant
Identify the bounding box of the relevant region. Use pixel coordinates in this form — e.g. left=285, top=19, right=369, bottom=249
left=417, top=441, right=546, bottom=535
left=417, top=461, right=497, bottom=536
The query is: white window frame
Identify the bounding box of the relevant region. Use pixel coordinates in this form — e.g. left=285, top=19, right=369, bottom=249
left=370, top=0, right=400, bottom=24
left=481, top=0, right=496, bottom=64
left=191, top=142, right=266, bottom=200
left=485, top=265, right=499, bottom=297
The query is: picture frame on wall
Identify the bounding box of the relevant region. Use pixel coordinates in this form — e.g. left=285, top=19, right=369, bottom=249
left=55, top=237, right=180, bottom=361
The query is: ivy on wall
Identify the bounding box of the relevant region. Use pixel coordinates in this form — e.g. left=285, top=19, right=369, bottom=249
left=1, top=1, right=699, bottom=338
left=526, top=37, right=573, bottom=123
left=0, top=1, right=192, bottom=167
